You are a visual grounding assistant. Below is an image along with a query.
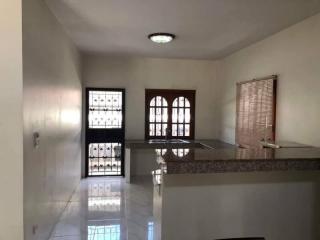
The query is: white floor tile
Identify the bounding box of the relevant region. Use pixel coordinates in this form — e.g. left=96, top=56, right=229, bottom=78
left=50, top=177, right=154, bottom=240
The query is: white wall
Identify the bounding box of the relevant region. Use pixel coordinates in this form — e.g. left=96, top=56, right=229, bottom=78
left=159, top=172, right=320, bottom=240
left=0, top=1, right=23, bottom=239
left=22, top=0, right=82, bottom=239
left=83, top=55, right=219, bottom=139
left=217, top=13, right=320, bottom=146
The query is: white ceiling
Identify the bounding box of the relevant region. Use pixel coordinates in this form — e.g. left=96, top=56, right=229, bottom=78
left=46, top=0, right=320, bottom=60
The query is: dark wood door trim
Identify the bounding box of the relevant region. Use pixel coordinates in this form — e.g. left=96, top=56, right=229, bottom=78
left=85, top=88, right=126, bottom=177
left=145, top=89, right=196, bottom=140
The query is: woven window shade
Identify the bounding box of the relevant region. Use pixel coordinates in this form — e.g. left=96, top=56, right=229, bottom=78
left=236, top=75, right=277, bottom=149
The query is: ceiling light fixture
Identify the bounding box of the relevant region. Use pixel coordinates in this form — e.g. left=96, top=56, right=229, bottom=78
left=148, top=33, right=175, bottom=44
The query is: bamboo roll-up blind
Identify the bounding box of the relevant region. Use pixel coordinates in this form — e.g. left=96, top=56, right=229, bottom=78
left=236, top=75, right=277, bottom=149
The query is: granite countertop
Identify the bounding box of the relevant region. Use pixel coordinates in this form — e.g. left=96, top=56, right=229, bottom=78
left=158, top=147, right=320, bottom=174
left=125, top=139, right=320, bottom=174
left=125, top=139, right=235, bottom=149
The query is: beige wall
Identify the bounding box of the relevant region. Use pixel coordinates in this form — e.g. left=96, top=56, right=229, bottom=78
left=83, top=55, right=219, bottom=139
left=217, top=13, right=320, bottom=146
left=0, top=0, right=23, bottom=239
left=23, top=0, right=82, bottom=239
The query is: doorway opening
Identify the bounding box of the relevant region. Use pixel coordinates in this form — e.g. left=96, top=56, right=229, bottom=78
left=85, top=88, right=125, bottom=177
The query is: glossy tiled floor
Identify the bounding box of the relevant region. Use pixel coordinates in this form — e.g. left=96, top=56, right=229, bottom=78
left=49, top=177, right=154, bottom=240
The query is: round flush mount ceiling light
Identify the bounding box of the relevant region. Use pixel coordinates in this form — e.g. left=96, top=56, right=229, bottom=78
left=148, top=33, right=176, bottom=44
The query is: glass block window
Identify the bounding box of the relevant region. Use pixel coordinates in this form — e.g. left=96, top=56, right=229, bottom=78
left=172, top=97, right=191, bottom=137
left=88, top=143, right=122, bottom=176
left=88, top=91, right=123, bottom=129
left=149, top=96, right=168, bottom=137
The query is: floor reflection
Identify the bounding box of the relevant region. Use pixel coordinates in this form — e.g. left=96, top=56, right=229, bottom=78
left=88, top=222, right=121, bottom=240
left=50, top=177, right=153, bottom=240
left=88, top=181, right=122, bottom=213
left=147, top=222, right=154, bottom=240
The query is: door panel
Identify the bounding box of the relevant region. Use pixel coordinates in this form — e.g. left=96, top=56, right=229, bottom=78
left=145, top=89, right=196, bottom=140
left=88, top=142, right=122, bottom=176
left=88, top=90, right=123, bottom=129
left=86, top=88, right=125, bottom=177
left=236, top=76, right=277, bottom=149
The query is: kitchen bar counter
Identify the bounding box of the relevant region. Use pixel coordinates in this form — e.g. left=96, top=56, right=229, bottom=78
left=158, top=147, right=320, bottom=174
left=125, top=139, right=234, bottom=182
left=125, top=139, right=320, bottom=182
left=124, top=140, right=320, bottom=240
left=125, top=139, right=235, bottom=149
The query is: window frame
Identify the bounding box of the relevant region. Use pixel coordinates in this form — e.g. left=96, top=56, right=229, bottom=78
left=145, top=89, right=196, bottom=140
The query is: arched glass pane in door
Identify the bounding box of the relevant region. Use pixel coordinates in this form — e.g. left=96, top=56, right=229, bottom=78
left=172, top=97, right=191, bottom=137
left=149, top=96, right=168, bottom=137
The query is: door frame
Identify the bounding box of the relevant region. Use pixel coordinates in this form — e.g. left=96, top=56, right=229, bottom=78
left=85, top=88, right=126, bottom=177
left=235, top=75, right=277, bottom=148
left=144, top=89, right=196, bottom=140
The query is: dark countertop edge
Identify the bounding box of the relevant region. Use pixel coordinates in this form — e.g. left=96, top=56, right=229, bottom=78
left=165, top=159, right=320, bottom=174
left=161, top=151, right=320, bottom=163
